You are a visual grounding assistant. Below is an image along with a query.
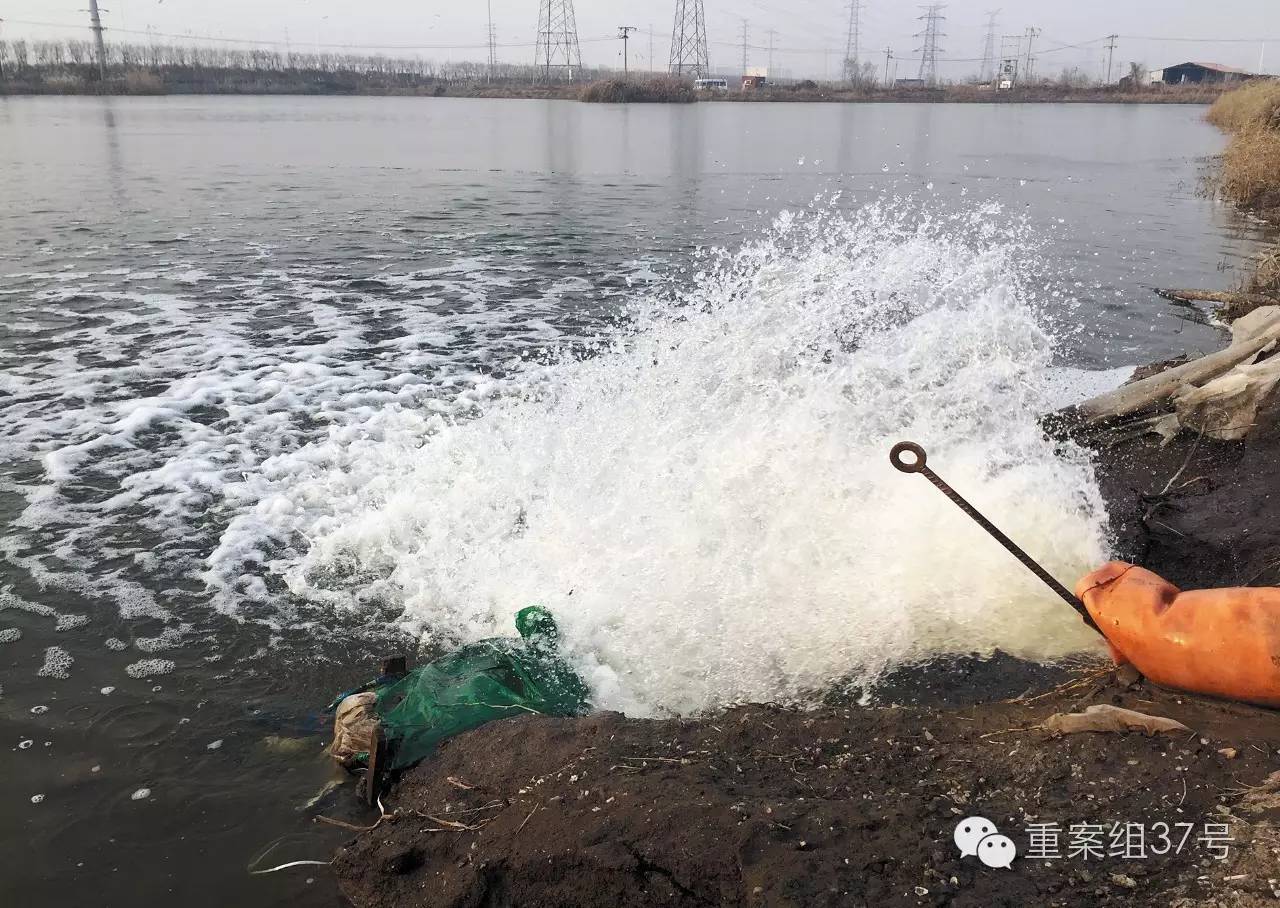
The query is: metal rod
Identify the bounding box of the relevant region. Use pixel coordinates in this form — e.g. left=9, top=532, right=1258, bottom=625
left=889, top=442, right=1099, bottom=633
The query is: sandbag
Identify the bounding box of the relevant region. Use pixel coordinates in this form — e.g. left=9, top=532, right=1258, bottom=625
left=329, top=691, right=380, bottom=769
left=1076, top=562, right=1280, bottom=708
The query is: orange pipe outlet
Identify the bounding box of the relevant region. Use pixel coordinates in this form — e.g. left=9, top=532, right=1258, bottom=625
left=1076, top=562, right=1280, bottom=709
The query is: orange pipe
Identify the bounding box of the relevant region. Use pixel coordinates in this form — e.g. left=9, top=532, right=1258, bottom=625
left=1076, top=562, right=1280, bottom=709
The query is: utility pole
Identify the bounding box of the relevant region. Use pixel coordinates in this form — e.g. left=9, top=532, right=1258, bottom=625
left=649, top=25, right=655, bottom=73
left=1104, top=34, right=1118, bottom=84
left=535, top=0, right=583, bottom=82
left=767, top=29, right=778, bottom=75
left=980, top=10, right=1000, bottom=83
left=915, top=4, right=946, bottom=86
left=740, top=19, right=749, bottom=75
left=1022, top=26, right=1041, bottom=83
left=88, top=0, right=108, bottom=81
left=669, top=0, right=710, bottom=78
left=486, top=0, right=498, bottom=82
left=884, top=46, right=893, bottom=85
left=844, top=1, right=863, bottom=84
left=617, top=26, right=637, bottom=77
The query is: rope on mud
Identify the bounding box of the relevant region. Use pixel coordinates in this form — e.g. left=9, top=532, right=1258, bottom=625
left=249, top=860, right=333, bottom=875
left=248, top=836, right=338, bottom=875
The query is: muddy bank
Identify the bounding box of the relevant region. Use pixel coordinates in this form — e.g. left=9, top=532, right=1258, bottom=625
left=328, top=380, right=1280, bottom=907
left=330, top=679, right=1280, bottom=908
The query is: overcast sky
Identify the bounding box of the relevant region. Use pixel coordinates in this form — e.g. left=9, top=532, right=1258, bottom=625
left=3, top=0, right=1276, bottom=80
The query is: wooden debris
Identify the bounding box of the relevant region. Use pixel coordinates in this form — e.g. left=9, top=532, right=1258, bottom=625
left=1041, top=704, right=1191, bottom=737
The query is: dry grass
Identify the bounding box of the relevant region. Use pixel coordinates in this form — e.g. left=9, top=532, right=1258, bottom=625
left=1246, top=246, right=1280, bottom=297
left=1207, top=81, right=1280, bottom=320
left=1218, top=125, right=1280, bottom=210
left=578, top=77, right=695, bottom=104
left=1207, top=78, right=1280, bottom=132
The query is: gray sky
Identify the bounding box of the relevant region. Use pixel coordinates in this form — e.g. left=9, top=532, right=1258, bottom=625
left=2, top=0, right=1276, bottom=80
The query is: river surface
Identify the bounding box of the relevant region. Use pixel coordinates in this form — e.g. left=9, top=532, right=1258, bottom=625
left=0, top=96, right=1272, bottom=907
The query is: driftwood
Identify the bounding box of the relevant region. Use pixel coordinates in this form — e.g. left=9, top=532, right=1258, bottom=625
left=1176, top=355, right=1280, bottom=441
left=1074, top=306, right=1280, bottom=425
left=1156, top=288, right=1275, bottom=309
left=1042, top=704, right=1191, bottom=737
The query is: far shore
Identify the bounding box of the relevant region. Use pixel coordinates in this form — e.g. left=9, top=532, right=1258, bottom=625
left=0, top=75, right=1230, bottom=106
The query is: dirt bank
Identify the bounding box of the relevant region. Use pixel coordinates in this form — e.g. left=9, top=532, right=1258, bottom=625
left=329, top=388, right=1280, bottom=907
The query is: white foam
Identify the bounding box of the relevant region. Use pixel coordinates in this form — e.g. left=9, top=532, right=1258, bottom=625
left=125, top=659, right=176, bottom=678
left=37, top=647, right=73, bottom=680
left=212, top=204, right=1111, bottom=715
left=3, top=201, right=1117, bottom=715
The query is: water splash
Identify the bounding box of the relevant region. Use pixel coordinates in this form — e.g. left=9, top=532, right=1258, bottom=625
left=215, top=203, right=1111, bottom=715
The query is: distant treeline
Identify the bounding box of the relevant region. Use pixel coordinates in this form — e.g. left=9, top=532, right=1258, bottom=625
left=0, top=37, right=1235, bottom=103
left=0, top=38, right=619, bottom=95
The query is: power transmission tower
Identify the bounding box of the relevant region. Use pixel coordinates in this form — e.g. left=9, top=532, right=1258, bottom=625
left=915, top=4, right=946, bottom=85
left=767, top=29, right=778, bottom=74
left=884, top=46, right=894, bottom=85
left=669, top=0, right=710, bottom=78
left=618, top=26, right=637, bottom=76
left=843, top=1, right=863, bottom=84
left=1022, top=26, right=1041, bottom=83
left=740, top=19, right=750, bottom=75
left=535, top=0, right=583, bottom=82
left=979, top=10, right=1000, bottom=83
left=88, top=0, right=108, bottom=81
left=486, top=0, right=498, bottom=82
left=650, top=25, right=655, bottom=73
left=0, top=18, right=6, bottom=81
left=1105, top=34, right=1118, bottom=84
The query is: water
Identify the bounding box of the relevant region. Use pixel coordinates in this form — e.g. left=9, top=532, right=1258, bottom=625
left=0, top=96, right=1272, bottom=905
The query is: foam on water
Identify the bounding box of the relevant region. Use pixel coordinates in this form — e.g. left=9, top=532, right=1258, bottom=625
left=211, top=203, right=1111, bottom=715
left=2, top=201, right=1118, bottom=714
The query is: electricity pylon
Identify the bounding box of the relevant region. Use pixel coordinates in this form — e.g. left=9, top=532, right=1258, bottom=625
left=535, top=0, right=583, bottom=82
left=980, top=10, right=1000, bottom=83
left=844, top=2, right=864, bottom=84
left=915, top=3, right=946, bottom=85
left=669, top=0, right=710, bottom=78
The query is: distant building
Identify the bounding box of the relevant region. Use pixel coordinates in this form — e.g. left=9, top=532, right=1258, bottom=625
left=1157, top=62, right=1258, bottom=85
left=742, top=67, right=768, bottom=91
left=894, top=78, right=926, bottom=88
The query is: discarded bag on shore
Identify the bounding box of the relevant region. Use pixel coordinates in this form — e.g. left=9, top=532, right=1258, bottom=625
left=1076, top=562, right=1280, bottom=708
left=328, top=606, right=592, bottom=773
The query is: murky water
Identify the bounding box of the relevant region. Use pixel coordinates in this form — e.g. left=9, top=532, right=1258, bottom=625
left=0, top=96, right=1272, bottom=906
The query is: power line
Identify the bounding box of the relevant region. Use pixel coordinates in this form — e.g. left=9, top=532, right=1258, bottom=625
left=7, top=15, right=1274, bottom=69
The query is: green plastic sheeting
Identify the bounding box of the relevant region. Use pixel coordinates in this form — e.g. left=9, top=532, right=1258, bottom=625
left=370, top=606, right=591, bottom=771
